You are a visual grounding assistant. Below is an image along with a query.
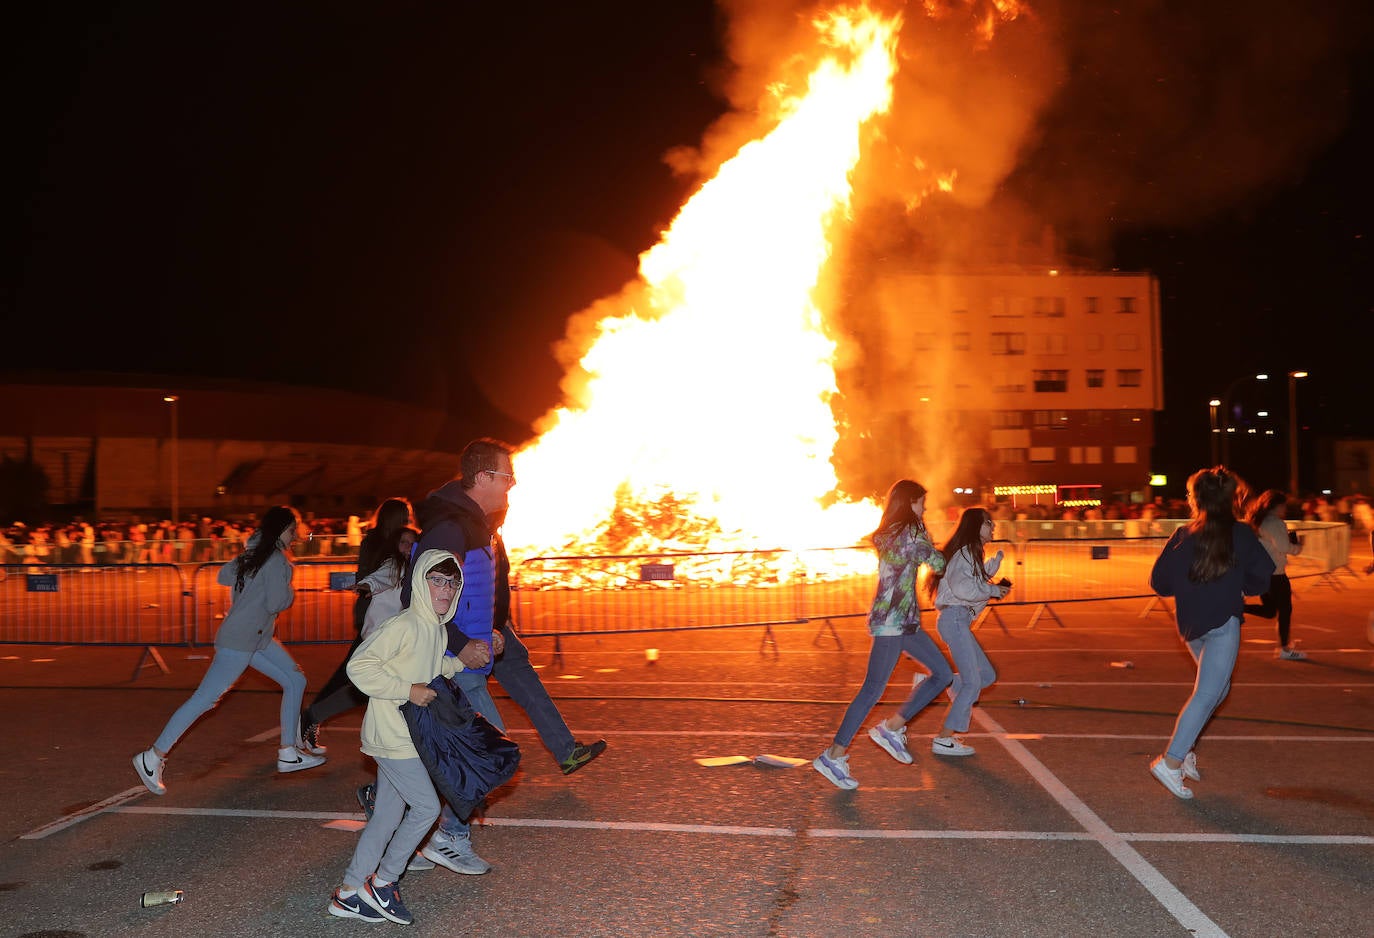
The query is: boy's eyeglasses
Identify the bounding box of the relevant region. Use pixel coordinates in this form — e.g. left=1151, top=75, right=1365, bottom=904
left=426, top=574, right=460, bottom=590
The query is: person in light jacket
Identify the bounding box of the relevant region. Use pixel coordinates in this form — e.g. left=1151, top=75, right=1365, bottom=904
left=1148, top=467, right=1273, bottom=799
left=1242, top=489, right=1306, bottom=659
left=132, top=506, right=324, bottom=796
left=326, top=548, right=463, bottom=926
left=930, top=507, right=1011, bottom=756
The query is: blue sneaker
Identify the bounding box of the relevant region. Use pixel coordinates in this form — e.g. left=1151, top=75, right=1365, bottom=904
left=360, top=876, right=412, bottom=925
left=868, top=723, right=914, bottom=764
left=813, top=751, right=859, bottom=790
left=328, top=888, right=384, bottom=922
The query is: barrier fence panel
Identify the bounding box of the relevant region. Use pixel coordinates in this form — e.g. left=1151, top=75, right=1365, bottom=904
left=190, top=561, right=359, bottom=645
left=1286, top=522, right=1352, bottom=585
left=0, top=564, right=186, bottom=645
left=1011, top=538, right=1166, bottom=605
left=511, top=549, right=866, bottom=636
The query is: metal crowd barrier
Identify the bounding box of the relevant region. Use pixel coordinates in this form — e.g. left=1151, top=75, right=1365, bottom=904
left=0, top=522, right=1357, bottom=654
left=189, top=561, right=359, bottom=644
left=0, top=536, right=358, bottom=566
left=0, top=564, right=187, bottom=645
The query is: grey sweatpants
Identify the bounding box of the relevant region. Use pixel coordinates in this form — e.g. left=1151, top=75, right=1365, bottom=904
left=344, top=755, right=439, bottom=888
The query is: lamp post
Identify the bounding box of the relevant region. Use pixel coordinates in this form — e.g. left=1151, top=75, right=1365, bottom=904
left=1208, top=398, right=1222, bottom=465
left=163, top=394, right=179, bottom=522
left=1288, top=371, right=1307, bottom=495
left=1218, top=372, right=1268, bottom=466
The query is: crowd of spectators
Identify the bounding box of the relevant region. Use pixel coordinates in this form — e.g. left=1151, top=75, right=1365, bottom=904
left=1, top=493, right=1369, bottom=566
left=0, top=515, right=366, bottom=565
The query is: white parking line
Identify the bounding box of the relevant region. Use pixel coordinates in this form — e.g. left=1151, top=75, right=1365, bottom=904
left=90, top=806, right=1374, bottom=850
left=976, top=708, right=1230, bottom=938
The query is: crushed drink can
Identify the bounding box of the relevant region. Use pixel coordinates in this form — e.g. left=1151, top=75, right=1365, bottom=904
left=141, top=890, right=184, bottom=907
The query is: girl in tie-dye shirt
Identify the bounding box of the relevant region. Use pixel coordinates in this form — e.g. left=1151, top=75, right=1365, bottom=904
left=813, top=480, right=950, bottom=790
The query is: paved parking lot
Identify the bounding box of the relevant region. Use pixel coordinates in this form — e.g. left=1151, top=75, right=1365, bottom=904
left=2, top=560, right=1372, bottom=937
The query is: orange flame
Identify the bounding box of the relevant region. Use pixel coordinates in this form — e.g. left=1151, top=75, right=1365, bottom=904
left=504, top=6, right=901, bottom=559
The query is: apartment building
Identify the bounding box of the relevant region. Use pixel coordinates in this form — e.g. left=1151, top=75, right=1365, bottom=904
left=848, top=268, right=1163, bottom=504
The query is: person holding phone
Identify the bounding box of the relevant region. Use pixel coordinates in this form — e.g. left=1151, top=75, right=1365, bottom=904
left=929, top=507, right=1012, bottom=756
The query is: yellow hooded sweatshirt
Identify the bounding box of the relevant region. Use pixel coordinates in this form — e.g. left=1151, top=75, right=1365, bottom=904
left=346, top=548, right=463, bottom=761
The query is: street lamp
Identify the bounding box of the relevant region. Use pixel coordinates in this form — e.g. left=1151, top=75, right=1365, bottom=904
left=163, top=394, right=179, bottom=522
left=1218, top=373, right=1268, bottom=465
left=1288, top=371, right=1307, bottom=494
left=1208, top=398, right=1222, bottom=465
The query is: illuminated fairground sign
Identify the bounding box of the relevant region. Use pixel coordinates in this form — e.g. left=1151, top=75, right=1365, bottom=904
left=993, top=483, right=1102, bottom=507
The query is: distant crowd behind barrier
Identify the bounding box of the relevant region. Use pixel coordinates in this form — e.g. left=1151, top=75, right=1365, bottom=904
left=0, top=517, right=362, bottom=565
left=4, top=491, right=1369, bottom=565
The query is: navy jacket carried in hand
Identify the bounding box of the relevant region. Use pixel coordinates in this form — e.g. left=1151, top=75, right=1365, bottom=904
left=400, top=675, right=520, bottom=822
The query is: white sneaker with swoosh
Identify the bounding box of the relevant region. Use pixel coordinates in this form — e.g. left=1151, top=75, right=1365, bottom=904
left=132, top=748, right=166, bottom=795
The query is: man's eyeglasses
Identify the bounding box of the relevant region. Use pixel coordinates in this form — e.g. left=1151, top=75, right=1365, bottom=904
left=485, top=469, right=516, bottom=487
left=426, top=574, right=460, bottom=590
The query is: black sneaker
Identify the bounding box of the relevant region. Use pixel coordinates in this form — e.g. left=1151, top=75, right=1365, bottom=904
left=356, top=783, right=376, bottom=820
left=300, top=721, right=326, bottom=755
left=560, top=739, right=607, bottom=775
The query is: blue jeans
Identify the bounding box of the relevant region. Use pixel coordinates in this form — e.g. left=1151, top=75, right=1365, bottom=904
left=436, top=669, right=505, bottom=839
left=1166, top=617, right=1240, bottom=762
left=154, top=640, right=307, bottom=752
left=833, top=630, right=953, bottom=748
left=492, top=624, right=575, bottom=761
left=937, top=606, right=997, bottom=734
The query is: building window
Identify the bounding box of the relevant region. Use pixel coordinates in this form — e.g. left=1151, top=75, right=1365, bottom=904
left=1114, top=333, right=1139, bottom=350
left=1033, top=369, right=1068, bottom=392
left=1030, top=447, right=1056, bottom=463
left=1033, top=410, right=1050, bottom=428
left=1085, top=296, right=1099, bottom=314
left=1085, top=333, right=1103, bottom=351
left=1085, top=446, right=1102, bottom=464
left=1116, top=369, right=1143, bottom=387
left=1051, top=409, right=1068, bottom=428
left=997, top=448, right=1028, bottom=464
left=991, top=332, right=1026, bottom=355
left=1117, top=410, right=1143, bottom=427
left=1113, top=445, right=1138, bottom=463
left=1034, top=334, right=1068, bottom=354
left=994, top=374, right=1027, bottom=393
left=991, top=296, right=1021, bottom=318
left=1033, top=297, right=1066, bottom=318
left=992, top=410, right=1024, bottom=428
left=1069, top=446, right=1084, bottom=464
left=1086, top=409, right=1104, bottom=425
left=953, top=331, right=971, bottom=350
left=1086, top=369, right=1105, bottom=388
left=1117, top=296, right=1137, bottom=313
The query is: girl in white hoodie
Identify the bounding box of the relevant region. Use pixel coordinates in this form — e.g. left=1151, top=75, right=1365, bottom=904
left=931, top=508, right=1011, bottom=756
left=328, top=548, right=464, bottom=926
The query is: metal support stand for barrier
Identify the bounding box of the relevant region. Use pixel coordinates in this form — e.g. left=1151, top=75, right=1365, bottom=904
left=133, top=646, right=170, bottom=680
left=1138, top=596, right=1173, bottom=618
left=547, top=634, right=565, bottom=669
left=759, top=623, right=780, bottom=659
left=973, top=606, right=1011, bottom=634
left=1025, top=604, right=1064, bottom=629
left=811, top=618, right=843, bottom=650
left=1305, top=569, right=1349, bottom=592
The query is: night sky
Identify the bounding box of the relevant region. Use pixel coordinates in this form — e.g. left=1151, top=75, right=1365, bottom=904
left=11, top=1, right=1374, bottom=496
